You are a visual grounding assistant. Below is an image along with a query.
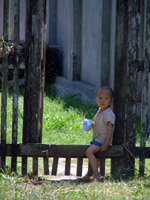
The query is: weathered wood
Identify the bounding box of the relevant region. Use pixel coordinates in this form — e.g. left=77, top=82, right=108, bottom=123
left=135, top=147, right=150, bottom=158
left=76, top=158, right=83, bottom=176
left=43, top=157, right=49, bottom=175
left=0, top=0, right=9, bottom=171
left=112, top=0, right=129, bottom=176
left=0, top=144, right=124, bottom=157
left=22, top=156, right=27, bottom=175
left=87, top=161, right=93, bottom=177
left=139, top=0, right=149, bottom=176
left=22, top=0, right=47, bottom=177
left=112, top=0, right=140, bottom=175
left=33, top=157, right=38, bottom=175
left=124, top=0, right=140, bottom=175
left=51, top=157, right=58, bottom=175
left=65, top=157, right=71, bottom=175
left=23, top=0, right=47, bottom=143
left=100, top=158, right=105, bottom=176
left=0, top=144, right=150, bottom=176
left=1, top=55, right=8, bottom=145
left=11, top=0, right=20, bottom=173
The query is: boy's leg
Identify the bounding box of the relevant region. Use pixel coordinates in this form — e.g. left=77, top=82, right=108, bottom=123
left=81, top=158, right=100, bottom=179
left=86, top=145, right=101, bottom=179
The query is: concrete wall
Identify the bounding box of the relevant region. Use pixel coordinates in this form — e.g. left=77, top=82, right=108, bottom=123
left=56, top=0, right=73, bottom=78
left=81, top=0, right=102, bottom=86
left=52, top=0, right=116, bottom=101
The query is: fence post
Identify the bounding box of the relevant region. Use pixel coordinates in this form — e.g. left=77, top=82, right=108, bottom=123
left=112, top=0, right=140, bottom=176
left=139, top=0, right=149, bottom=176
left=0, top=0, right=9, bottom=171
left=125, top=0, right=140, bottom=175
left=22, top=0, right=47, bottom=175
left=11, top=0, right=20, bottom=173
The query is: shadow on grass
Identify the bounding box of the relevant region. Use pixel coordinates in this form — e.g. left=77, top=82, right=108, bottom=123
left=30, top=174, right=150, bottom=187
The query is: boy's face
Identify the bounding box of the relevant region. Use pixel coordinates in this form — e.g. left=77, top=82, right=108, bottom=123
left=96, top=89, right=113, bottom=111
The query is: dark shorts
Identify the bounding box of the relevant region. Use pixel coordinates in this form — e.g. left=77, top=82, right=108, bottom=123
left=90, top=140, right=103, bottom=147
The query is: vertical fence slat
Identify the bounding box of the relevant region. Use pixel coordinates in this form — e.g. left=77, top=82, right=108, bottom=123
left=43, top=157, right=49, bottom=175
left=76, top=157, right=83, bottom=176
left=65, top=157, right=71, bottom=175
left=11, top=0, right=20, bottom=173
left=87, top=161, right=93, bottom=177
left=0, top=0, right=9, bottom=171
left=139, top=0, right=149, bottom=176
left=33, top=157, right=38, bottom=176
left=124, top=0, right=140, bottom=175
left=100, top=158, right=105, bottom=176
left=139, top=0, right=146, bottom=176
left=51, top=157, right=58, bottom=176
left=22, top=156, right=27, bottom=175
left=22, top=0, right=47, bottom=177
left=112, top=0, right=129, bottom=175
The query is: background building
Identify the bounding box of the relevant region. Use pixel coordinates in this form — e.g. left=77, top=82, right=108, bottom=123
left=0, top=0, right=150, bottom=113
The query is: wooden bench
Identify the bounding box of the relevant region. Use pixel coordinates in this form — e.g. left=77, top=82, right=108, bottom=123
left=0, top=144, right=123, bottom=176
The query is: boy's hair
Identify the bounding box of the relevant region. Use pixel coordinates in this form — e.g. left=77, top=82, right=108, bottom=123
left=99, top=86, right=114, bottom=98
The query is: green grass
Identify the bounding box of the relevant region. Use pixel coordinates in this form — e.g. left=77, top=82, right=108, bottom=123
left=0, top=86, right=97, bottom=145
left=42, top=89, right=97, bottom=145
left=0, top=85, right=150, bottom=199
left=0, top=174, right=150, bottom=200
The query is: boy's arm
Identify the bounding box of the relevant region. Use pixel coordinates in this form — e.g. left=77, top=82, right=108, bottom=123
left=100, top=122, right=113, bottom=152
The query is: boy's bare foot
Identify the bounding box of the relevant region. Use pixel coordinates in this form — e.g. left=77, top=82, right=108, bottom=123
left=93, top=173, right=101, bottom=181
left=79, top=172, right=92, bottom=180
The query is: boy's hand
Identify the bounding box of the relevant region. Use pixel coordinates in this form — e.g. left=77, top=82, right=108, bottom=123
left=91, top=123, right=95, bottom=129
left=100, top=144, right=108, bottom=152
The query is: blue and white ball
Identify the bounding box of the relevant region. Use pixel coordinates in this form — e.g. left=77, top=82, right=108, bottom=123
left=82, top=119, right=92, bottom=131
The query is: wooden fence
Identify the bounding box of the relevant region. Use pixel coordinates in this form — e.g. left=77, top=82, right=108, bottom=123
left=0, top=0, right=150, bottom=177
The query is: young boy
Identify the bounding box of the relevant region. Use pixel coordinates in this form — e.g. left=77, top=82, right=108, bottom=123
left=86, top=86, right=115, bottom=181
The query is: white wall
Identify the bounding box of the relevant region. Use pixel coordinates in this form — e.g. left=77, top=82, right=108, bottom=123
left=57, top=0, right=72, bottom=78
left=81, top=0, right=102, bottom=86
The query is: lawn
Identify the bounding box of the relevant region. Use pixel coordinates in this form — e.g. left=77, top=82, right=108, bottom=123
left=0, top=85, right=150, bottom=200
left=0, top=174, right=150, bottom=200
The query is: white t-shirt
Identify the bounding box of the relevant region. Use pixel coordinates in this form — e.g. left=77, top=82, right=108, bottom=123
left=93, top=107, right=115, bottom=144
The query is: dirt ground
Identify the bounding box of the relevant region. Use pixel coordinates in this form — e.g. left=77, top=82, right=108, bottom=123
left=40, top=158, right=89, bottom=181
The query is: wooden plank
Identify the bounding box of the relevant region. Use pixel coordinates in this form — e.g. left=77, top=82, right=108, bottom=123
left=112, top=0, right=129, bottom=175
left=139, top=0, right=146, bottom=176
left=23, top=0, right=47, bottom=143
left=0, top=0, right=9, bottom=171
left=139, top=0, right=150, bottom=176
left=22, top=156, right=27, bottom=175
left=124, top=0, right=140, bottom=175
left=33, top=157, right=38, bottom=176
left=43, top=157, right=49, bottom=175
left=51, top=157, right=58, bottom=175
left=135, top=147, right=150, bottom=158
left=100, top=158, right=105, bottom=176
left=87, top=162, right=93, bottom=177
left=11, top=0, right=20, bottom=173
left=65, top=157, right=71, bottom=175
left=76, top=158, right=83, bottom=176
left=112, top=0, right=140, bottom=175
left=0, top=144, right=124, bottom=157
